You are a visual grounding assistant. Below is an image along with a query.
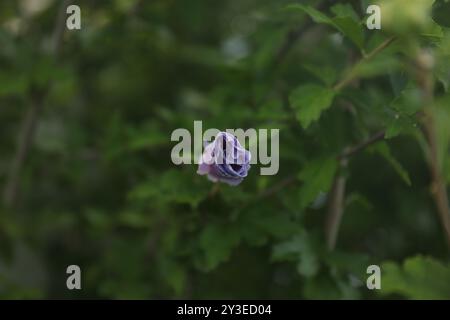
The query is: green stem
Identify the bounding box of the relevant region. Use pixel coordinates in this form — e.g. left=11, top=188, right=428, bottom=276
left=333, top=37, right=396, bottom=92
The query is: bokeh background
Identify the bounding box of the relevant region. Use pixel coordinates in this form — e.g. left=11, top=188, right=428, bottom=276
left=1, top=0, right=450, bottom=299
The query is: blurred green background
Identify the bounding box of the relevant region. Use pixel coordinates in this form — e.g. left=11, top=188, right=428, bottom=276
left=1, top=0, right=450, bottom=299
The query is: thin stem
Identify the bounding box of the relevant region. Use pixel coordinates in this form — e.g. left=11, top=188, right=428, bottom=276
left=209, top=183, right=221, bottom=197
left=325, top=159, right=347, bottom=251
left=325, top=130, right=386, bottom=250
left=2, top=92, right=44, bottom=207
left=2, top=0, right=71, bottom=208
left=338, top=131, right=386, bottom=160
left=333, top=37, right=396, bottom=92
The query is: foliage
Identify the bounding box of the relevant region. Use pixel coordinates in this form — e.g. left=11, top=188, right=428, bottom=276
left=0, top=0, right=450, bottom=299
left=381, top=255, right=450, bottom=299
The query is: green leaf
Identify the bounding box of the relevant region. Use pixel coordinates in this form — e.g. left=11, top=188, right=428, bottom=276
left=391, top=84, right=423, bottom=116
left=286, top=4, right=364, bottom=50
left=285, top=4, right=334, bottom=25
left=289, top=84, right=335, bottom=129
left=128, top=170, right=209, bottom=208
left=198, top=223, right=241, bottom=271
left=257, top=99, right=287, bottom=121
left=389, top=71, right=409, bottom=97
left=330, top=3, right=360, bottom=22
left=117, top=211, right=150, bottom=229
left=160, top=259, right=187, bottom=296
left=239, top=206, right=298, bottom=245
left=385, top=115, right=418, bottom=139
left=421, top=21, right=444, bottom=39
left=369, top=142, right=412, bottom=186
left=432, top=0, right=450, bottom=28
left=353, top=53, right=400, bottom=79
left=298, top=157, right=338, bottom=208
left=332, top=16, right=364, bottom=50
left=303, top=274, right=350, bottom=299
left=324, top=251, right=370, bottom=280
left=272, top=231, right=319, bottom=278
left=127, top=123, right=168, bottom=151
left=381, top=255, right=450, bottom=299
left=302, top=64, right=338, bottom=87
left=384, top=84, right=422, bottom=138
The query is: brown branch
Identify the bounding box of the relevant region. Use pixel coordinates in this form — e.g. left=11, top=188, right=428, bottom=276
left=338, top=130, right=386, bottom=160
left=51, top=0, right=73, bottom=56
left=426, top=125, right=450, bottom=247
left=3, top=91, right=44, bottom=207
left=325, top=159, right=347, bottom=251
left=325, top=130, right=385, bottom=250
left=2, top=0, right=72, bottom=208
left=323, top=38, right=394, bottom=248
left=416, top=50, right=450, bottom=248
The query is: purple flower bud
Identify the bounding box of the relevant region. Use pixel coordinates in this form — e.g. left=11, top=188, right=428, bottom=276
left=197, top=132, right=251, bottom=186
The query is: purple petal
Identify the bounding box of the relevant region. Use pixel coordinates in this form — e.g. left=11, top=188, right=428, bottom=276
left=197, top=131, right=251, bottom=186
